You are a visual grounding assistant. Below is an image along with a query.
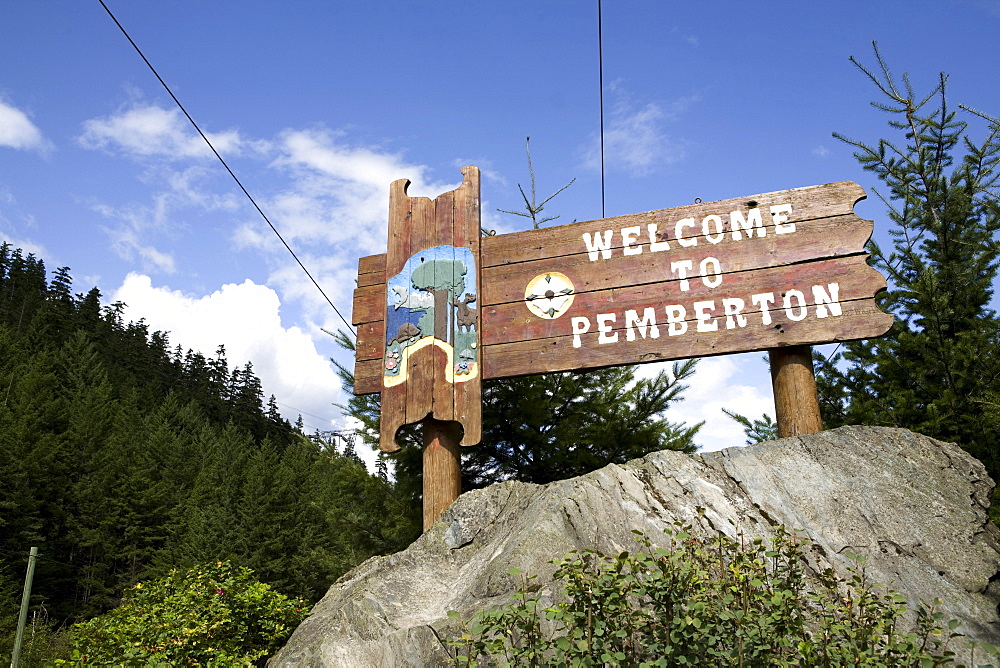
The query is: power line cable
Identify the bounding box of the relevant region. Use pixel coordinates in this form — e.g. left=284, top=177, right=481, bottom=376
left=598, top=0, right=606, bottom=218
left=273, top=400, right=338, bottom=426
left=96, top=0, right=357, bottom=339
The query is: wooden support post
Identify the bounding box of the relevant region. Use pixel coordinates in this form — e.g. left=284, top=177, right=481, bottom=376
left=769, top=345, right=823, bottom=438
left=422, top=418, right=462, bottom=531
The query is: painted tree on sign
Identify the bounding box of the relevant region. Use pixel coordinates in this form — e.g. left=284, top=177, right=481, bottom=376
left=410, top=258, right=467, bottom=342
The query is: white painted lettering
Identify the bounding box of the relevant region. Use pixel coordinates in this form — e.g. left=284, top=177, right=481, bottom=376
left=730, top=208, right=765, bottom=241
left=771, top=204, right=795, bottom=234
left=812, top=283, right=843, bottom=318
left=700, top=256, right=723, bottom=288
left=647, top=223, right=670, bottom=252
left=702, top=215, right=725, bottom=244
left=751, top=292, right=776, bottom=325
left=571, top=316, right=591, bottom=348
left=783, top=289, right=807, bottom=321
left=671, top=260, right=694, bottom=291
left=694, top=300, right=718, bottom=332
left=622, top=226, right=643, bottom=256
left=625, top=308, right=660, bottom=341
left=675, top=217, right=698, bottom=247
left=722, top=297, right=747, bottom=329
left=665, top=305, right=687, bottom=336
left=583, top=230, right=614, bottom=261
left=597, top=313, right=618, bottom=344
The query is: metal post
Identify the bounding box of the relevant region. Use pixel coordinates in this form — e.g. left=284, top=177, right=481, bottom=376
left=10, top=546, right=38, bottom=668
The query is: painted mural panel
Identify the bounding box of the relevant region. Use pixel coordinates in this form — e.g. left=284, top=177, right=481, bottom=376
left=383, top=244, right=478, bottom=386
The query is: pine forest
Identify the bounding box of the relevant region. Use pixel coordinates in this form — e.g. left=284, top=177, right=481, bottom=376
left=0, top=242, right=420, bottom=657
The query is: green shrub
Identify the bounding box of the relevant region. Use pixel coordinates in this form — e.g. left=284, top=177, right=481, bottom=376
left=448, top=521, right=999, bottom=667
left=57, top=561, right=309, bottom=666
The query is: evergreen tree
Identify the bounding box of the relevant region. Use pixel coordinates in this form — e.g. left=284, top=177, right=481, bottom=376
left=816, top=44, right=1000, bottom=515
left=466, top=362, right=700, bottom=487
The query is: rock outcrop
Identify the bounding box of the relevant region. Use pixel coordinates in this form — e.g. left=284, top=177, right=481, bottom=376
left=270, top=426, right=1000, bottom=666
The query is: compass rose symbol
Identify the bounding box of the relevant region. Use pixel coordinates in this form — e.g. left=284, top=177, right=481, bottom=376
left=524, top=272, right=575, bottom=319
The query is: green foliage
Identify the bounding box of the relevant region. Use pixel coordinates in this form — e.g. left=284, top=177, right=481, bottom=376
left=722, top=407, right=779, bottom=445
left=448, top=522, right=995, bottom=667
left=467, top=361, right=701, bottom=487
left=815, top=44, right=1000, bottom=517
left=58, top=561, right=308, bottom=666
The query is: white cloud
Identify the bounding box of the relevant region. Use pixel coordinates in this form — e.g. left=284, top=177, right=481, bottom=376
left=108, top=225, right=177, bottom=274
left=0, top=100, right=51, bottom=153
left=111, top=272, right=364, bottom=449
left=76, top=103, right=456, bottom=333
left=636, top=354, right=775, bottom=452
left=79, top=104, right=249, bottom=160
left=812, top=145, right=830, bottom=158
left=265, top=128, right=455, bottom=249
left=670, top=27, right=700, bottom=47
left=232, top=127, right=457, bottom=321
left=583, top=88, right=700, bottom=176
left=91, top=197, right=178, bottom=274
left=79, top=105, right=245, bottom=276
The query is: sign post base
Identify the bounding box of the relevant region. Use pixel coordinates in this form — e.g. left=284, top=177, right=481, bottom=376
left=769, top=345, right=823, bottom=438
left=422, top=418, right=462, bottom=531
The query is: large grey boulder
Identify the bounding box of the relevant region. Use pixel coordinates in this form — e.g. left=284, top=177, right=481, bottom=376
left=270, top=426, right=1000, bottom=666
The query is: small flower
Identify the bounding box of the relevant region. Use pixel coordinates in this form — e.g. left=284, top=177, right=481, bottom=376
left=216, top=589, right=226, bottom=595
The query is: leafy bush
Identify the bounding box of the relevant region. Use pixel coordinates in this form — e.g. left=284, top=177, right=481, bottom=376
left=448, top=521, right=998, bottom=667
left=57, top=561, right=309, bottom=666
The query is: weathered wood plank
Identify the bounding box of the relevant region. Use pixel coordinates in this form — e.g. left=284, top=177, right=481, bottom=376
left=481, top=298, right=893, bottom=380
left=402, top=193, right=437, bottom=427
left=452, top=167, right=482, bottom=446
left=379, top=179, right=415, bottom=451
left=480, top=181, right=865, bottom=267
left=355, top=357, right=384, bottom=395
left=480, top=255, right=884, bottom=346
left=356, top=253, right=387, bottom=288
left=352, top=286, right=382, bottom=325
left=481, top=213, right=871, bottom=306
left=353, top=181, right=866, bottom=292
left=431, top=190, right=457, bottom=423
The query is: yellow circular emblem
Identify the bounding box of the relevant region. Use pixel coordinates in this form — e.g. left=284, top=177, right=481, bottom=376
left=524, top=272, right=575, bottom=319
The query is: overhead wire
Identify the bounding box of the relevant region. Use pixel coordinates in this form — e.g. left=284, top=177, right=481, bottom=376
left=598, top=0, right=606, bottom=218
left=96, top=0, right=357, bottom=339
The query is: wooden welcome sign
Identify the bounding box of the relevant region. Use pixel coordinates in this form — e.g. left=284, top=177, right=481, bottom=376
left=352, top=167, right=893, bottom=528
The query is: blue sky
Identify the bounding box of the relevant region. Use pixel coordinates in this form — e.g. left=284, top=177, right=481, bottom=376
left=3, top=1, right=999, bottom=465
